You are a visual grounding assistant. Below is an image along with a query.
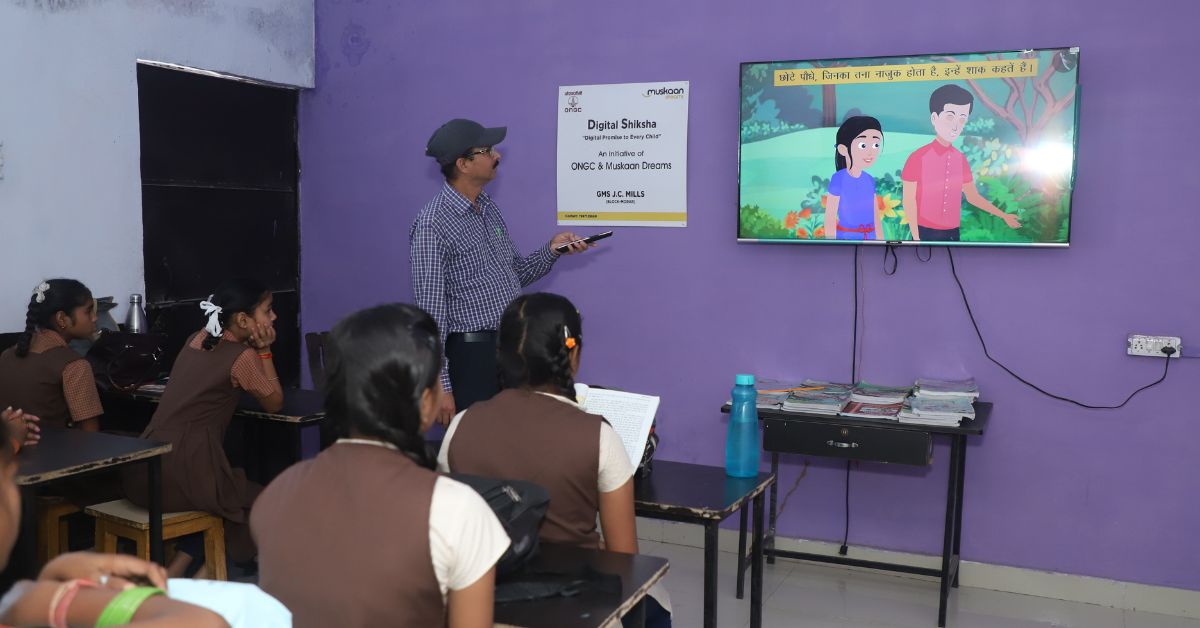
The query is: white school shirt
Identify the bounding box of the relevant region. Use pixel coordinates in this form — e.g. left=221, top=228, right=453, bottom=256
left=337, top=439, right=511, bottom=598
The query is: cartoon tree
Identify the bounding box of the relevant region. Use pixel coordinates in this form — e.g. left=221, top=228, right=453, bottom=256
left=809, top=60, right=850, bottom=127
left=936, top=50, right=1078, bottom=241
left=935, top=50, right=1077, bottom=146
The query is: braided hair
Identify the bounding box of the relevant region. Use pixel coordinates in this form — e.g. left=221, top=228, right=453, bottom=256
left=15, top=279, right=92, bottom=358
left=324, top=303, right=442, bottom=468
left=200, top=279, right=269, bottom=351
left=497, top=292, right=582, bottom=402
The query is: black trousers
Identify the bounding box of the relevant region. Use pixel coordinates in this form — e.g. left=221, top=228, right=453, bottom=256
left=918, top=225, right=961, bottom=241
left=446, top=331, right=499, bottom=411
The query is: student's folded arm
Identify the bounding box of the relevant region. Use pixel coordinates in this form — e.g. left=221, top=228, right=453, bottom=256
left=234, top=350, right=283, bottom=413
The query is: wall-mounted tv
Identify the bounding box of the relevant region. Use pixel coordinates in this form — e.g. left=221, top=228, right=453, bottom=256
left=738, top=47, right=1079, bottom=247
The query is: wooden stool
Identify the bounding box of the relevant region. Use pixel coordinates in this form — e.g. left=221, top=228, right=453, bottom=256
left=36, top=496, right=80, bottom=565
left=85, top=499, right=227, bottom=580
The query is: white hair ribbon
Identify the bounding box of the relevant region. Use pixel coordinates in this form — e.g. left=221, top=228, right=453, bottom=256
left=32, top=282, right=49, bottom=304
left=199, top=296, right=223, bottom=337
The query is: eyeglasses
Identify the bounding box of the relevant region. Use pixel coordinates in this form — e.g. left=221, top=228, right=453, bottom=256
left=463, top=147, right=495, bottom=159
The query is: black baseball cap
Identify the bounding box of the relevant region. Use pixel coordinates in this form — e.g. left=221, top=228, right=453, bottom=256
left=425, top=118, right=507, bottom=165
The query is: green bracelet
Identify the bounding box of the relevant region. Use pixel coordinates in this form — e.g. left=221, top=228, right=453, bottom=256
left=94, top=586, right=165, bottom=627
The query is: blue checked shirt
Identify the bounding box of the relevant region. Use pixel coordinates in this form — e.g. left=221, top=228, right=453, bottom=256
left=410, top=182, right=558, bottom=390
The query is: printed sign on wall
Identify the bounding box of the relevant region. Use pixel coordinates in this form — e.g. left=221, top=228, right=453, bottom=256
left=557, top=81, right=689, bottom=227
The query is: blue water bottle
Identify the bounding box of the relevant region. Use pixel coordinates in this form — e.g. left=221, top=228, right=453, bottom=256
left=726, top=374, right=761, bottom=478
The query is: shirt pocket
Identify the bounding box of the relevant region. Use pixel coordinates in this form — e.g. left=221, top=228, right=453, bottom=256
left=445, top=233, right=494, bottom=286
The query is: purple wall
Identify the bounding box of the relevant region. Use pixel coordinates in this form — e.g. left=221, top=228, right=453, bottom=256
left=300, top=0, right=1200, bottom=590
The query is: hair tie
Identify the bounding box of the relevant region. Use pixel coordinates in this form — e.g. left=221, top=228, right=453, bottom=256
left=32, top=282, right=49, bottom=304
left=563, top=325, right=576, bottom=350
left=199, top=296, right=223, bottom=337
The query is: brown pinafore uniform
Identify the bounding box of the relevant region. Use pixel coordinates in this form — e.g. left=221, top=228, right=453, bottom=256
left=252, top=443, right=444, bottom=628
left=123, top=333, right=260, bottom=561
left=0, top=345, right=85, bottom=429
left=449, top=388, right=603, bottom=548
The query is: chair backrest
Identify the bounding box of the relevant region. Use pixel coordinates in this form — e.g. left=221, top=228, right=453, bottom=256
left=304, top=331, right=330, bottom=391
left=0, top=332, right=22, bottom=354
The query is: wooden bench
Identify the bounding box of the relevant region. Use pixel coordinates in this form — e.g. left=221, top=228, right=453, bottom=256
left=36, top=496, right=79, bottom=566
left=85, top=499, right=226, bottom=580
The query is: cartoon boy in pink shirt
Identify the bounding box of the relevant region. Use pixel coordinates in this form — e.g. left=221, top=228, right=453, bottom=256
left=901, top=84, right=1021, bottom=241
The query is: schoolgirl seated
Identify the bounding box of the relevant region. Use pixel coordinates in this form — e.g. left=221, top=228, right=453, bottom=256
left=122, top=279, right=283, bottom=578
left=437, top=292, right=671, bottom=626
left=252, top=303, right=509, bottom=628
left=0, top=279, right=103, bottom=431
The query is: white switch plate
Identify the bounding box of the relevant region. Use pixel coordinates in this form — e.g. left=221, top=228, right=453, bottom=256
left=1127, top=334, right=1181, bottom=358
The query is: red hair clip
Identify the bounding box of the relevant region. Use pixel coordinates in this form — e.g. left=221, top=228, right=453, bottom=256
left=563, top=326, right=576, bottom=349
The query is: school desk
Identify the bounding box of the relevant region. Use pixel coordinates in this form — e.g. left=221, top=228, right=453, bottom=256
left=105, top=386, right=325, bottom=481
left=633, top=460, right=775, bottom=628
left=8, top=428, right=171, bottom=582
left=493, top=542, right=669, bottom=628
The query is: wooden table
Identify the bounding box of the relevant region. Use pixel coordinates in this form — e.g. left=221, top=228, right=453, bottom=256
left=16, top=429, right=171, bottom=566
left=633, top=460, right=775, bottom=628
left=493, top=543, right=668, bottom=628
left=108, top=386, right=325, bottom=471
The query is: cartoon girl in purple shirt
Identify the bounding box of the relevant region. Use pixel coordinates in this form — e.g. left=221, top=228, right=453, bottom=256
left=824, top=116, right=884, bottom=241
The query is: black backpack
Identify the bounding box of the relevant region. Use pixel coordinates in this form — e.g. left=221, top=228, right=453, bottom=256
left=448, top=473, right=549, bottom=576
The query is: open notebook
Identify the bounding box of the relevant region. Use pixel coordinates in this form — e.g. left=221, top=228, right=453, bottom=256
left=574, top=383, right=660, bottom=468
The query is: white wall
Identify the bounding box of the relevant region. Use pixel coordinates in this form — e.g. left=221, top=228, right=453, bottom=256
left=0, top=0, right=314, bottom=329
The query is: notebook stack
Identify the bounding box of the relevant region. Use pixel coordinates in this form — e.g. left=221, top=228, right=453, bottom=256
left=838, top=382, right=912, bottom=420
left=898, top=378, right=979, bottom=426
left=780, top=380, right=853, bottom=415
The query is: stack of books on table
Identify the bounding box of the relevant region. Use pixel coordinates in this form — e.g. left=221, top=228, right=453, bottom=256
left=750, top=379, right=812, bottom=410
left=780, top=380, right=853, bottom=415
left=838, top=382, right=913, bottom=420
left=898, top=378, right=979, bottom=426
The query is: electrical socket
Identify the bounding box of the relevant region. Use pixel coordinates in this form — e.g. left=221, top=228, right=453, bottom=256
left=1127, top=334, right=1182, bottom=358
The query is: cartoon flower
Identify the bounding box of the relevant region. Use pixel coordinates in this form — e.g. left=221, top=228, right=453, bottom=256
left=795, top=227, right=809, bottom=239
left=785, top=211, right=799, bottom=230
left=876, top=194, right=901, bottom=217
left=820, top=195, right=828, bottom=208
left=813, top=226, right=825, bottom=238
left=798, top=208, right=812, bottom=219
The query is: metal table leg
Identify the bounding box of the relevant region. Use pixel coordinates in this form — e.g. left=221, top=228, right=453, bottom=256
left=736, top=507, right=748, bottom=599
left=703, top=521, right=719, bottom=628
left=937, top=437, right=961, bottom=627
left=952, top=435, right=967, bottom=587
left=147, top=456, right=164, bottom=565
left=751, top=490, right=765, bottom=628
left=767, top=452, right=779, bottom=564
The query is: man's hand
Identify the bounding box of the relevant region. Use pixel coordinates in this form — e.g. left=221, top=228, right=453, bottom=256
left=437, top=390, right=457, bottom=426
left=1002, top=214, right=1021, bottom=229
left=549, top=232, right=593, bottom=256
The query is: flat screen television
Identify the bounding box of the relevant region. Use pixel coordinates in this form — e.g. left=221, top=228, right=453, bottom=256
left=738, top=47, right=1079, bottom=247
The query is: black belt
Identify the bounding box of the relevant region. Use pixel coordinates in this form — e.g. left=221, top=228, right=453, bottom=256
left=448, top=330, right=496, bottom=343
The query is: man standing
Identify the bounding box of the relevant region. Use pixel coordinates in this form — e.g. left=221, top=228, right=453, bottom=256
left=411, top=118, right=591, bottom=424
left=902, top=84, right=1021, bottom=241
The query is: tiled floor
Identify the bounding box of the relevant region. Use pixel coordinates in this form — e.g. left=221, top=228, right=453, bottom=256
left=639, top=540, right=1200, bottom=628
